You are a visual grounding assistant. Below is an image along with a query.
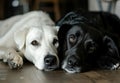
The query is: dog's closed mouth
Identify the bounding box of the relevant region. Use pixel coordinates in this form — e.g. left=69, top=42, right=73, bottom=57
left=62, top=63, right=81, bottom=73
left=63, top=66, right=81, bottom=73
left=44, top=65, right=58, bottom=71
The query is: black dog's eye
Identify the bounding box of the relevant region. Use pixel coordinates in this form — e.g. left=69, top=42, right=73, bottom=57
left=31, top=40, right=39, bottom=46
left=53, top=38, right=59, bottom=47
left=69, top=34, right=76, bottom=44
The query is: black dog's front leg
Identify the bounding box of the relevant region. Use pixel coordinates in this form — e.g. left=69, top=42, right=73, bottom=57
left=97, top=56, right=120, bottom=70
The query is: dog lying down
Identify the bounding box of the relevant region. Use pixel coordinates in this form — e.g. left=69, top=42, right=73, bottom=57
left=0, top=11, right=59, bottom=71
left=57, top=10, right=120, bottom=73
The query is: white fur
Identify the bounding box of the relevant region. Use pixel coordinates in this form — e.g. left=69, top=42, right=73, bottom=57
left=0, top=11, right=59, bottom=70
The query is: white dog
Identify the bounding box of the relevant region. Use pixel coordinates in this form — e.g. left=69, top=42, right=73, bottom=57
left=0, top=11, right=59, bottom=71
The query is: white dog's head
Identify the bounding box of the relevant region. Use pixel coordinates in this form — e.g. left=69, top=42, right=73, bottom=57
left=14, top=25, right=59, bottom=71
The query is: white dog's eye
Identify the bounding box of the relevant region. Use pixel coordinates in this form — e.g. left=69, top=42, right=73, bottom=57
left=31, top=40, right=39, bottom=46
left=53, top=38, right=59, bottom=47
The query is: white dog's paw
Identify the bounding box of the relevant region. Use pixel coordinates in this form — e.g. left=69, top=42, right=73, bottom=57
left=6, top=49, right=23, bottom=69
left=7, top=55, right=23, bottom=69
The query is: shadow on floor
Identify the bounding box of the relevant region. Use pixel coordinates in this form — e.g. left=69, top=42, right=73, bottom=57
left=0, top=61, right=120, bottom=83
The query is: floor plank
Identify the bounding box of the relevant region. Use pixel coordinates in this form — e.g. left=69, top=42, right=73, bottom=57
left=0, top=61, right=120, bottom=83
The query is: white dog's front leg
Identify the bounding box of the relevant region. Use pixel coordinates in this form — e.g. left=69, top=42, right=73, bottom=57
left=0, top=47, right=23, bottom=69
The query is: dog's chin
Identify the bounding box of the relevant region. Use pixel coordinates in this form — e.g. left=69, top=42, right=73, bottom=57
left=62, top=61, right=81, bottom=73
left=62, top=66, right=81, bottom=73
left=35, top=64, right=58, bottom=71
left=44, top=68, right=55, bottom=71
left=44, top=66, right=58, bottom=71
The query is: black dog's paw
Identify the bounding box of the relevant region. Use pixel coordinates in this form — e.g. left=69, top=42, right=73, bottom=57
left=98, top=56, right=120, bottom=70
left=110, top=63, right=120, bottom=70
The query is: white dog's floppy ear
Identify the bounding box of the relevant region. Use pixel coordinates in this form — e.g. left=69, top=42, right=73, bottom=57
left=14, top=28, right=29, bottom=50
left=56, top=26, right=60, bottom=32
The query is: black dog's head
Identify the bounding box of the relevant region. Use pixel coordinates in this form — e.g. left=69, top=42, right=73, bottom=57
left=57, top=11, right=120, bottom=73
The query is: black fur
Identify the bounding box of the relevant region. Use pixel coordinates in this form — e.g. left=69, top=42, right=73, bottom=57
left=57, top=10, right=120, bottom=73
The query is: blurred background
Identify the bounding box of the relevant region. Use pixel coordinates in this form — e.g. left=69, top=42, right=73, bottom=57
left=0, top=0, right=120, bottom=21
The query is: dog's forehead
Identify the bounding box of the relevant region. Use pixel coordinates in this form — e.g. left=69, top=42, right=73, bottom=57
left=27, top=26, right=58, bottom=41
left=30, top=27, right=43, bottom=33
left=43, top=25, right=58, bottom=39
left=43, top=25, right=57, bottom=34
left=68, top=25, right=83, bottom=34
left=27, top=27, right=43, bottom=40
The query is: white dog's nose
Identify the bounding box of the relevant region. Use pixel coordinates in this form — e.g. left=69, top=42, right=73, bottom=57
left=44, top=55, right=58, bottom=70
left=44, top=55, right=57, bottom=66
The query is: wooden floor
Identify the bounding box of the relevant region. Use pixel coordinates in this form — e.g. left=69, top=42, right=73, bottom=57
left=0, top=61, right=120, bottom=83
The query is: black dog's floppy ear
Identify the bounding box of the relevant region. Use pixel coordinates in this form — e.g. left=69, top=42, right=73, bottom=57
left=58, top=24, right=72, bottom=40
left=58, top=24, right=72, bottom=60
left=103, top=36, right=119, bottom=58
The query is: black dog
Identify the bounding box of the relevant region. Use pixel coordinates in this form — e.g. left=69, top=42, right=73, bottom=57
left=57, top=10, right=120, bottom=73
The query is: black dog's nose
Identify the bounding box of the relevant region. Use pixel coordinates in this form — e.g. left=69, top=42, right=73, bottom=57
left=67, top=56, right=79, bottom=67
left=44, top=55, right=57, bottom=67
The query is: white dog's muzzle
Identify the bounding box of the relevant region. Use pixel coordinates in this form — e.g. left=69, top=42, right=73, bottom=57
left=35, top=54, right=59, bottom=71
